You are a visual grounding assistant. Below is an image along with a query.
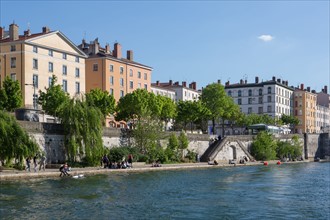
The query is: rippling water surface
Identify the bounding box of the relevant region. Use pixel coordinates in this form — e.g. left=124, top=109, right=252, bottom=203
left=1, top=162, right=329, bottom=219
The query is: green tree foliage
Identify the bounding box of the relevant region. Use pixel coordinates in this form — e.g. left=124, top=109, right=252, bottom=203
left=201, top=83, right=230, bottom=134
left=157, top=95, right=177, bottom=130
left=58, top=97, right=104, bottom=166
left=0, top=110, right=39, bottom=166
left=178, top=131, right=189, bottom=160
left=243, top=113, right=275, bottom=126
left=276, top=135, right=302, bottom=160
left=38, top=75, right=69, bottom=116
left=86, top=89, right=116, bottom=117
left=165, top=133, right=180, bottom=162
left=251, top=131, right=277, bottom=161
left=0, top=76, right=23, bottom=112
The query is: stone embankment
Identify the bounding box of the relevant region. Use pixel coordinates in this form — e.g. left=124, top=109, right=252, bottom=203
left=0, top=160, right=311, bottom=181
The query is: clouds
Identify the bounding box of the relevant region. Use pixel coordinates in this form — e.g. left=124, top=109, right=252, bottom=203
left=258, top=35, right=274, bottom=42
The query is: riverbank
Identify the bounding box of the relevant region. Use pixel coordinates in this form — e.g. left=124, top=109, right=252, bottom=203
left=0, top=160, right=311, bottom=181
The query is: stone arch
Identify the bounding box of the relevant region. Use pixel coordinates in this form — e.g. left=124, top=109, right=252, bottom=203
left=230, top=145, right=237, bottom=160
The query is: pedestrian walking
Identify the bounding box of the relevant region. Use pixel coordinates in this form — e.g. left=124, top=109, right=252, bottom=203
left=39, top=154, right=46, bottom=171
left=33, top=154, right=38, bottom=172
left=26, top=157, right=31, bottom=172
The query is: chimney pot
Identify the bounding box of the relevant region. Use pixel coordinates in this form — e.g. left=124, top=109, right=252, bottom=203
left=182, top=81, right=186, bottom=87
left=9, top=23, right=19, bottom=41
left=307, top=86, right=310, bottom=92
left=324, top=86, right=328, bottom=94
left=272, top=76, right=276, bottom=81
left=113, top=43, right=122, bottom=58
left=24, top=29, right=31, bottom=36
left=217, top=79, right=221, bottom=84
left=156, top=80, right=159, bottom=86
left=127, top=50, right=133, bottom=61
left=0, top=27, right=4, bottom=39
left=105, top=44, right=110, bottom=54
left=169, top=80, right=173, bottom=85
left=42, top=26, right=50, bottom=33
left=255, top=77, right=259, bottom=83
left=300, top=84, right=304, bottom=90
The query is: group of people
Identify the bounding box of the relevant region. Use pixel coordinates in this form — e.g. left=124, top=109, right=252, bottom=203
left=26, top=154, right=46, bottom=172
left=100, top=154, right=134, bottom=169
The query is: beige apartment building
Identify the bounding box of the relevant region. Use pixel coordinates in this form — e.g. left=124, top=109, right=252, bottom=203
left=78, top=38, right=152, bottom=102
left=0, top=23, right=87, bottom=109
left=294, top=84, right=317, bottom=133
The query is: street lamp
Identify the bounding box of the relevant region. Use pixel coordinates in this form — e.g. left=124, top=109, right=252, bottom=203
left=25, top=83, right=37, bottom=110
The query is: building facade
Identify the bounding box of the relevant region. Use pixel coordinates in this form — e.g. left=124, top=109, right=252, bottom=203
left=0, top=23, right=87, bottom=109
left=225, top=76, right=294, bottom=119
left=78, top=38, right=152, bottom=102
left=151, top=81, right=176, bottom=101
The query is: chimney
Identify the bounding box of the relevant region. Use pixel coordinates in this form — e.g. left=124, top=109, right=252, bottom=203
left=255, top=77, right=259, bottom=83
left=217, top=79, right=221, bottom=84
left=225, top=81, right=230, bottom=86
left=240, top=79, right=243, bottom=84
left=9, top=23, right=19, bottom=41
left=192, top=82, right=196, bottom=90
left=0, top=27, right=4, bottom=39
left=174, top=81, right=179, bottom=85
left=307, top=87, right=310, bottom=92
left=127, top=50, right=133, bottom=61
left=113, top=43, right=122, bottom=58
left=182, top=81, right=186, bottom=87
left=105, top=43, right=110, bottom=54
left=277, top=79, right=281, bottom=83
left=245, top=80, right=247, bottom=84
left=24, top=29, right=31, bottom=36
left=189, top=83, right=193, bottom=89
left=272, top=76, right=276, bottom=81
left=324, top=86, right=328, bottom=94
left=312, top=90, right=316, bottom=93
left=300, top=84, right=304, bottom=90
left=286, top=81, right=288, bottom=86
left=90, top=38, right=99, bottom=55
left=42, top=26, right=50, bottom=34
left=169, top=80, right=173, bottom=85
left=156, top=80, right=160, bottom=86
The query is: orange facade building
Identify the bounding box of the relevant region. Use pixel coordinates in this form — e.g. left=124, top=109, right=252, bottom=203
left=78, top=38, right=152, bottom=102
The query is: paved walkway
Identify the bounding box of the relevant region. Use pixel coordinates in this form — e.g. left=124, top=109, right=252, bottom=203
left=0, top=160, right=308, bottom=181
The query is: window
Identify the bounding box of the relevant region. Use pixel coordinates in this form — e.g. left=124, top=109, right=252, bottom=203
left=248, top=107, right=252, bottom=114
left=268, top=87, right=271, bottom=94
left=10, top=57, right=16, bottom=68
left=62, top=65, right=67, bottom=75
left=120, top=90, right=124, bottom=98
left=248, top=98, right=253, bottom=104
left=248, top=89, right=252, bottom=96
left=110, top=76, right=114, bottom=85
left=49, top=50, right=53, bottom=57
left=110, top=88, right=114, bottom=95
left=258, top=97, right=263, bottom=104
left=267, top=96, right=271, bottom=102
left=62, top=80, right=67, bottom=92
left=120, top=78, right=124, bottom=87
left=48, top=62, right=53, bottom=72
left=33, top=46, right=38, bottom=53
left=93, top=64, right=98, bottom=71
left=258, top=107, right=263, bottom=114
left=75, top=56, right=79, bottom=63
left=33, top=59, right=38, bottom=69
left=110, top=65, right=114, bottom=72
left=144, top=73, right=147, bottom=80
left=238, top=90, right=242, bottom=97
left=130, top=81, right=133, bottom=89
left=11, top=45, right=16, bottom=51
left=129, top=69, right=133, bottom=77
left=10, top=73, right=16, bottom=81
left=75, top=82, right=80, bottom=94
left=144, top=84, right=148, bottom=90
left=120, top=66, right=124, bottom=74
left=62, top=53, right=67, bottom=59
left=228, top=91, right=232, bottom=96
left=138, top=83, right=141, bottom=88
left=138, top=71, right=141, bottom=78
left=259, top=89, right=262, bottom=96
left=75, top=68, right=80, bottom=78
left=33, top=74, right=38, bottom=88
left=238, top=98, right=242, bottom=105
left=48, top=77, right=52, bottom=87
left=267, top=105, right=271, bottom=113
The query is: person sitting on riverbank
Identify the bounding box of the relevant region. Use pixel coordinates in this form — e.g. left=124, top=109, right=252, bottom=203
left=151, top=160, right=162, bottom=167
left=59, top=163, right=70, bottom=177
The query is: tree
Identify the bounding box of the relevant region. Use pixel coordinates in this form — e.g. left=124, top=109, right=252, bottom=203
left=280, top=114, right=299, bottom=132
left=0, top=110, right=39, bottom=167
left=251, top=131, right=277, bottom=161
left=178, top=131, right=189, bottom=160
left=57, top=97, right=104, bottom=166
left=0, top=76, right=23, bottom=112
left=165, top=133, right=179, bottom=162
left=86, top=89, right=116, bottom=117
left=38, top=75, right=69, bottom=116
left=243, top=113, right=275, bottom=127
left=201, top=83, right=229, bottom=135
left=157, top=95, right=177, bottom=130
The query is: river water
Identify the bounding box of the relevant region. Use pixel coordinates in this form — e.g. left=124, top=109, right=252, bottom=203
left=1, top=162, right=329, bottom=219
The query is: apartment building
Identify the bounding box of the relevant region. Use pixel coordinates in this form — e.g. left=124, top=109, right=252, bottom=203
left=225, top=76, right=294, bottom=119
left=151, top=81, right=176, bottom=102
left=0, top=23, right=87, bottom=109
left=293, top=84, right=317, bottom=133
left=151, top=80, right=200, bottom=102
left=78, top=38, right=152, bottom=102
left=316, top=86, right=329, bottom=133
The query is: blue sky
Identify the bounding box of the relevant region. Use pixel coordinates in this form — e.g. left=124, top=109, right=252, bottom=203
left=1, top=1, right=329, bottom=91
